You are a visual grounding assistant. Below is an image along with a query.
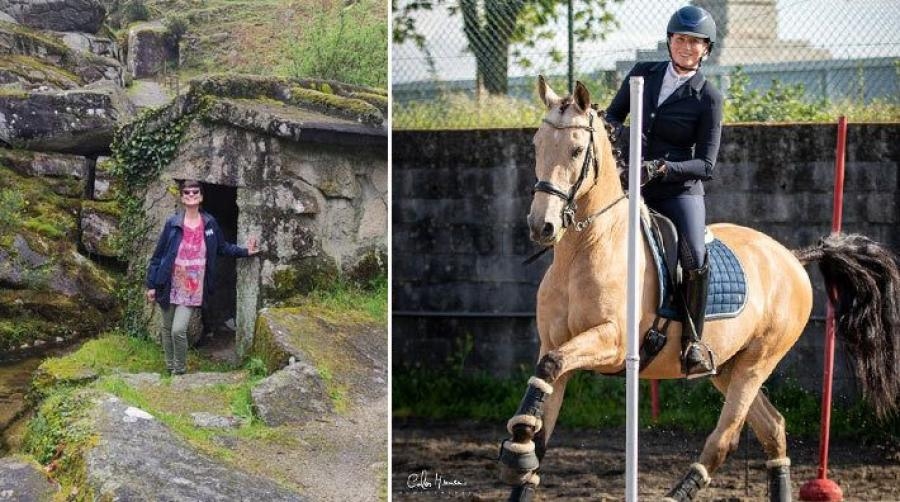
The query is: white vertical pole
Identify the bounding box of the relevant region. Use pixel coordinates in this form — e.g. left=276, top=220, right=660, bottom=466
left=625, top=76, right=644, bottom=502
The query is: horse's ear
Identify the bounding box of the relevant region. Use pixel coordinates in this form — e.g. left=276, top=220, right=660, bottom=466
left=574, top=81, right=591, bottom=114
left=538, top=75, right=559, bottom=108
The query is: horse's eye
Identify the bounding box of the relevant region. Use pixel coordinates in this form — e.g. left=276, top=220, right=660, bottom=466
left=572, top=147, right=584, bottom=158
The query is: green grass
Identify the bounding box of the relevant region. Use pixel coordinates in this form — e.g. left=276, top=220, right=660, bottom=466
left=282, top=275, right=387, bottom=325
left=393, top=367, right=900, bottom=439
left=39, top=331, right=231, bottom=378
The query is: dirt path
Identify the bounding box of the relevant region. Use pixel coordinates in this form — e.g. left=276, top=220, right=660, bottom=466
left=392, top=420, right=900, bottom=501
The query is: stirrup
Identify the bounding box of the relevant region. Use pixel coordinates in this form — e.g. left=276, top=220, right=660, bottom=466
left=682, top=342, right=717, bottom=379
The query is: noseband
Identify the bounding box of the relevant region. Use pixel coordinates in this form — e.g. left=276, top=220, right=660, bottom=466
left=534, top=111, right=598, bottom=228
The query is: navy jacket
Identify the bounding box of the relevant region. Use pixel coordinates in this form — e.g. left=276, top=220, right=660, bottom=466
left=146, top=211, right=248, bottom=308
left=605, top=61, right=723, bottom=199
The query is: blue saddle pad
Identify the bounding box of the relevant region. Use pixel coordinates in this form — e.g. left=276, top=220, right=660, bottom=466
left=643, top=224, right=747, bottom=320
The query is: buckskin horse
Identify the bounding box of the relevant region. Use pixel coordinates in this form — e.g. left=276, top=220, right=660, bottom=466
left=497, top=77, right=900, bottom=501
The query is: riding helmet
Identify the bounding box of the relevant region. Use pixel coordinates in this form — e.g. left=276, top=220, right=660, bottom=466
left=667, top=5, right=717, bottom=50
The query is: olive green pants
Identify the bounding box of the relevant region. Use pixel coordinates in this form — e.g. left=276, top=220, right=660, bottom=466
left=159, top=304, right=196, bottom=374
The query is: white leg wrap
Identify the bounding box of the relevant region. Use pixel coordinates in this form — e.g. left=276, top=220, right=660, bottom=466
left=766, top=457, right=791, bottom=468
left=507, top=414, right=543, bottom=435
left=498, top=465, right=540, bottom=486
left=527, top=376, right=553, bottom=394
left=690, top=463, right=711, bottom=486
left=502, top=439, right=535, bottom=455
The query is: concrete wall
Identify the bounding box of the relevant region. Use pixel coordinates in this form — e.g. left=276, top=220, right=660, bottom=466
left=392, top=123, right=900, bottom=398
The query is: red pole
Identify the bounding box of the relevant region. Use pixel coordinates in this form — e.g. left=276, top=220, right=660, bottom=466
left=650, top=379, right=660, bottom=420
left=799, top=116, right=847, bottom=502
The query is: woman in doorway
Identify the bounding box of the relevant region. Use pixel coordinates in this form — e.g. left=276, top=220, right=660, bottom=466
left=605, top=5, right=723, bottom=378
left=145, top=179, right=259, bottom=375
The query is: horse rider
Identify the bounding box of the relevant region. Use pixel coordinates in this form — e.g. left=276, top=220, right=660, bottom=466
left=605, top=5, right=724, bottom=377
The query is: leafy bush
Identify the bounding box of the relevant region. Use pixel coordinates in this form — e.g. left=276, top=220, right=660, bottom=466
left=124, top=0, right=151, bottom=23
left=724, top=67, right=830, bottom=123
left=279, top=0, right=387, bottom=88
left=164, top=13, right=190, bottom=51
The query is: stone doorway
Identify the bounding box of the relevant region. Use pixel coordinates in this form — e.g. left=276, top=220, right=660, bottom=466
left=198, top=183, right=238, bottom=361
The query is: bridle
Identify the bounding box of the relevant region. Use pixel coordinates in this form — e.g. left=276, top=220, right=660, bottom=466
left=524, top=109, right=628, bottom=265
left=534, top=111, right=599, bottom=229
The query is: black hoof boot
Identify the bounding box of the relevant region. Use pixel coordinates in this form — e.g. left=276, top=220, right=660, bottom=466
left=664, top=463, right=710, bottom=502
left=508, top=483, right=537, bottom=502
left=767, top=458, right=792, bottom=502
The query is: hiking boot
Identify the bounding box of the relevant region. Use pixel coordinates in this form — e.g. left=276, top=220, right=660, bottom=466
left=682, top=259, right=715, bottom=378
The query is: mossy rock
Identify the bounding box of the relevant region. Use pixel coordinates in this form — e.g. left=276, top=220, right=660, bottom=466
left=345, top=248, right=387, bottom=287
left=249, top=306, right=386, bottom=413
left=286, top=86, right=382, bottom=125
left=266, top=255, right=340, bottom=300
left=29, top=360, right=99, bottom=403
left=22, top=386, right=98, bottom=500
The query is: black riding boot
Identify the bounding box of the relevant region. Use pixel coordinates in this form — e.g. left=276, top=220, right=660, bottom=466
left=682, top=259, right=715, bottom=377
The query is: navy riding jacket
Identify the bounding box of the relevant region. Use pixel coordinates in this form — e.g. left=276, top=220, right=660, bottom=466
left=605, top=61, right=723, bottom=199
left=145, top=211, right=249, bottom=308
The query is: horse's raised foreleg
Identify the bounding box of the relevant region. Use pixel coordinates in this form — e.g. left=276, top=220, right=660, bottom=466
left=500, top=323, right=621, bottom=501
left=501, top=373, right=571, bottom=501
left=710, top=369, right=792, bottom=502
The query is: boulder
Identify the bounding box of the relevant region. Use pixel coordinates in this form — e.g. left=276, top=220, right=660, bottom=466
left=0, top=88, right=129, bottom=154
left=126, top=22, right=169, bottom=79
left=251, top=361, right=330, bottom=426
left=79, top=201, right=119, bottom=257
left=92, top=156, right=117, bottom=200
left=0, top=149, right=86, bottom=197
left=0, top=23, right=123, bottom=86
left=0, top=0, right=106, bottom=34
left=85, top=395, right=306, bottom=500
left=58, top=32, right=119, bottom=59
left=249, top=307, right=387, bottom=415
left=0, top=457, right=58, bottom=500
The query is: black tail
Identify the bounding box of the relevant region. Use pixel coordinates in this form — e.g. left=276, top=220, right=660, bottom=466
left=794, top=233, right=900, bottom=418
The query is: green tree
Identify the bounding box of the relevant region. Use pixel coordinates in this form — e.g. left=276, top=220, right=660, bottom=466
left=393, top=0, right=622, bottom=95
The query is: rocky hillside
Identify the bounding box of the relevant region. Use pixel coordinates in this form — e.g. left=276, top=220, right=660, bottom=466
left=0, top=0, right=387, bottom=356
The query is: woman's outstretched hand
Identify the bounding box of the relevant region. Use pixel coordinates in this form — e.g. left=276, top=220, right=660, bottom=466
left=146, top=289, right=156, bottom=302
left=247, top=237, right=259, bottom=255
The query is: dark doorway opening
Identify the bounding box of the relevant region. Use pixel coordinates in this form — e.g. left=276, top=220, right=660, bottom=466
left=199, top=183, right=238, bottom=359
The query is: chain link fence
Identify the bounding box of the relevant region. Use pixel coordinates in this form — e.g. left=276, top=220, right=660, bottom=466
left=392, top=0, right=900, bottom=129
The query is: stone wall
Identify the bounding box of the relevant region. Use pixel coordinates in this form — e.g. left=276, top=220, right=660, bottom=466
left=392, top=123, right=900, bottom=397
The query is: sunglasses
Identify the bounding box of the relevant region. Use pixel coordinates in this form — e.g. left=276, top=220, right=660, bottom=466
left=182, top=189, right=201, bottom=196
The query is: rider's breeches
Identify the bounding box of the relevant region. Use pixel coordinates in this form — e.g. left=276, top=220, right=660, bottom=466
left=646, top=195, right=707, bottom=270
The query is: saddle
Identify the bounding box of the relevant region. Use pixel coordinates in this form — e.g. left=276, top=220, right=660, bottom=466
left=634, top=207, right=748, bottom=373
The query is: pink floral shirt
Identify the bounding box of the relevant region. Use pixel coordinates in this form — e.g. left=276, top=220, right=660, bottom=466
left=170, top=221, right=206, bottom=306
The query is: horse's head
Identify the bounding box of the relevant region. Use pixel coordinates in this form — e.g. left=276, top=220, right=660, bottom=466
left=527, top=76, right=604, bottom=246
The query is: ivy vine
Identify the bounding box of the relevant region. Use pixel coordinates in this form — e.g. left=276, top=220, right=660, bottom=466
left=108, top=102, right=199, bottom=338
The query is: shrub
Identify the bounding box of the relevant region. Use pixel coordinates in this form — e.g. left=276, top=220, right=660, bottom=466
left=279, top=0, right=387, bottom=88
left=124, top=0, right=150, bottom=23
left=724, top=67, right=830, bottom=123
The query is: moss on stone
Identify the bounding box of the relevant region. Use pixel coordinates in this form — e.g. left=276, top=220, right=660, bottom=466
left=348, top=92, right=387, bottom=113
left=286, top=86, right=382, bottom=125
left=0, top=54, right=83, bottom=88
left=82, top=200, right=122, bottom=219
left=22, top=386, right=99, bottom=502
left=249, top=306, right=381, bottom=414
left=346, top=248, right=387, bottom=287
